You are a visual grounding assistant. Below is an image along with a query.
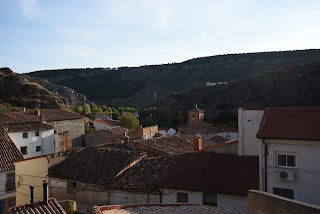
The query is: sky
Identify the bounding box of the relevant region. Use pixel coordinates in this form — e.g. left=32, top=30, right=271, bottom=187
left=1, top=0, right=320, bottom=74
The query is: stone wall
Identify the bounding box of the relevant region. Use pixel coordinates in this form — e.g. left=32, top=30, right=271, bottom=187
left=248, top=190, right=320, bottom=214
left=84, top=130, right=117, bottom=147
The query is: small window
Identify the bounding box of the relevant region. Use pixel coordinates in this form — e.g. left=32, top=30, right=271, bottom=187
left=276, top=152, right=297, bottom=168
left=6, top=173, right=15, bottom=192
left=20, top=146, right=27, bottom=155
left=203, top=192, right=217, bottom=206
left=177, top=192, right=188, bottom=203
left=36, top=146, right=41, bottom=152
left=23, top=133, right=28, bottom=138
left=273, top=187, right=294, bottom=199
left=35, top=131, right=40, bottom=136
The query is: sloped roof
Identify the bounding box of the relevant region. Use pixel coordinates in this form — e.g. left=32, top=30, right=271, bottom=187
left=256, top=106, right=320, bottom=140
left=94, top=204, right=243, bottom=214
left=111, top=156, right=179, bottom=192
left=8, top=198, right=66, bottom=214
left=95, top=118, right=120, bottom=127
left=0, top=126, right=24, bottom=172
left=3, top=109, right=83, bottom=122
left=135, top=135, right=216, bottom=156
left=48, top=145, right=146, bottom=186
left=200, top=139, right=239, bottom=151
left=3, top=121, right=54, bottom=132
left=157, top=152, right=259, bottom=196
left=104, top=126, right=127, bottom=135
left=188, top=106, right=205, bottom=113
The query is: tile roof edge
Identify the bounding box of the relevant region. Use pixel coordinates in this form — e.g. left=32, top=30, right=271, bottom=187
left=191, top=152, right=214, bottom=189
left=14, top=155, right=47, bottom=163
left=99, top=203, right=201, bottom=212
left=256, top=108, right=268, bottom=138
left=200, top=139, right=239, bottom=151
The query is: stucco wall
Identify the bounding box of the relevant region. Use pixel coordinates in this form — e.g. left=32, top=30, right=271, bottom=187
left=47, top=119, right=84, bottom=148
left=0, top=170, right=16, bottom=201
left=238, top=108, right=264, bottom=156
left=9, top=129, right=54, bottom=158
left=161, top=188, right=247, bottom=213
left=248, top=190, right=320, bottom=214
left=50, top=178, right=159, bottom=213
left=93, top=121, right=111, bottom=131
left=263, top=139, right=320, bottom=206
left=15, top=156, right=49, bottom=205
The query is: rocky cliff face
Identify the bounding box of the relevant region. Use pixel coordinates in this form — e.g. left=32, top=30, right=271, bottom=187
left=23, top=75, right=87, bottom=107
left=163, top=61, right=320, bottom=121
left=0, top=67, right=67, bottom=110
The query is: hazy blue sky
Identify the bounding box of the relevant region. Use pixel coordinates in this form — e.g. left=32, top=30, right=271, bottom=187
left=1, top=0, right=320, bottom=73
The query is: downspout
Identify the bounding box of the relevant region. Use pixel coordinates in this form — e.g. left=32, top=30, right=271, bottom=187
left=157, top=188, right=162, bottom=204
left=263, top=139, right=268, bottom=192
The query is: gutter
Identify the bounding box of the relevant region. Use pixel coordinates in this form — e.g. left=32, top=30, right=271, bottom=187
left=263, top=139, right=268, bottom=192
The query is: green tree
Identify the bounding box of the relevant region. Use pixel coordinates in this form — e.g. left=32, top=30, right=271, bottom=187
left=120, top=114, right=139, bottom=130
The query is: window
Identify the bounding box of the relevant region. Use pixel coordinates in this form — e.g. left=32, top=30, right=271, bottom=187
left=35, top=131, right=40, bottom=136
left=22, top=133, right=28, bottom=138
left=36, top=146, right=41, bottom=152
left=20, top=146, right=27, bottom=155
left=203, top=192, right=217, bottom=206
left=276, top=152, right=297, bottom=168
left=177, top=192, right=188, bottom=203
left=273, top=187, right=294, bottom=199
left=6, top=173, right=15, bottom=192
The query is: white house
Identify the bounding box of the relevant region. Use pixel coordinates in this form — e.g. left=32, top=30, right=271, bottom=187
left=239, top=106, right=320, bottom=206
left=157, top=152, right=259, bottom=213
left=3, top=121, right=57, bottom=159
left=0, top=126, right=24, bottom=212
left=158, top=127, right=176, bottom=137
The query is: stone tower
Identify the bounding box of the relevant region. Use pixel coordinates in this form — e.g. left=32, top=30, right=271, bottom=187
left=188, top=105, right=205, bottom=128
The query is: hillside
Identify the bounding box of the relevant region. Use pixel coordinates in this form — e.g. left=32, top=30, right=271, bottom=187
left=27, top=49, right=320, bottom=108
left=161, top=61, right=320, bottom=121
left=0, top=67, right=67, bottom=112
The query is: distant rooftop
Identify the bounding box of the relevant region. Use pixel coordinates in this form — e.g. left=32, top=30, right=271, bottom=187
left=8, top=198, right=66, bottom=214
left=3, top=121, right=54, bottom=132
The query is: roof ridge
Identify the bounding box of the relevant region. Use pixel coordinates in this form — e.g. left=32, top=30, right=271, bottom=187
left=191, top=152, right=214, bottom=188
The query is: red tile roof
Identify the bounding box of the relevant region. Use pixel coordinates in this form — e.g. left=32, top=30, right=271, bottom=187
left=3, top=121, right=54, bottom=132
left=135, top=135, right=216, bottom=156
left=157, top=152, right=259, bottom=196
left=0, top=126, right=24, bottom=172
left=104, top=126, right=128, bottom=135
left=95, top=118, right=120, bottom=127
left=94, top=204, right=243, bottom=214
left=8, top=198, right=66, bottom=214
left=256, top=106, right=320, bottom=140
left=3, top=109, right=83, bottom=122
left=111, top=156, right=179, bottom=192
left=48, top=145, right=146, bottom=186
left=200, top=139, right=239, bottom=151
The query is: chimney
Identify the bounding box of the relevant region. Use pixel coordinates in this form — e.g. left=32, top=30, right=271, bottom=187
left=43, top=180, right=48, bottom=204
left=194, top=135, right=202, bottom=151
left=4, top=128, right=8, bottom=140
left=35, top=110, right=40, bottom=116
left=40, top=115, right=44, bottom=124
left=23, top=107, right=26, bottom=112
left=136, top=125, right=142, bottom=130
left=30, top=185, right=34, bottom=206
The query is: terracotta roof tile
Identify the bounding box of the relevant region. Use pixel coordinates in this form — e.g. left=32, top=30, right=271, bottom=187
left=3, top=109, right=83, bottom=122
left=256, top=106, right=320, bottom=140
left=94, top=204, right=243, bottom=214
left=8, top=198, right=66, bottom=214
left=95, top=118, right=120, bottom=127
left=104, top=126, right=128, bottom=135
left=2, top=121, right=54, bottom=132
left=0, top=126, right=24, bottom=172
left=200, top=139, right=239, bottom=151
left=157, top=152, right=259, bottom=196
left=111, top=156, right=179, bottom=192
left=48, top=145, right=146, bottom=186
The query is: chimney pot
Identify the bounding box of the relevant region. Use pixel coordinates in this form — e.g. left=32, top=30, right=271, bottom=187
left=35, top=110, right=40, bottom=116
left=43, top=180, right=48, bottom=204
left=194, top=135, right=202, bottom=151
left=30, top=185, right=34, bottom=206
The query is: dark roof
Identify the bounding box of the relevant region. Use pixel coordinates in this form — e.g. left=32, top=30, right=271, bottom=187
left=2, top=121, right=54, bottom=132
left=48, top=145, right=146, bottom=186
left=157, top=152, right=259, bottom=196
left=111, top=156, right=179, bottom=192
left=8, top=198, right=66, bottom=214
left=256, top=106, right=320, bottom=140
left=209, top=135, right=229, bottom=143
left=188, top=106, right=205, bottom=113
left=135, top=135, right=216, bottom=156
left=3, top=109, right=83, bottom=122
left=94, top=204, right=243, bottom=214
left=104, top=126, right=128, bottom=135
left=0, top=126, right=24, bottom=172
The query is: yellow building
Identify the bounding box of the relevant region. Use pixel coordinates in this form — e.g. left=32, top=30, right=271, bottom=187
left=15, top=152, right=74, bottom=205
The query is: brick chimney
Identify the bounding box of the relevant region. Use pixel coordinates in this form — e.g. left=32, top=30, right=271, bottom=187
left=194, top=135, right=202, bottom=151
left=35, top=110, right=40, bottom=116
